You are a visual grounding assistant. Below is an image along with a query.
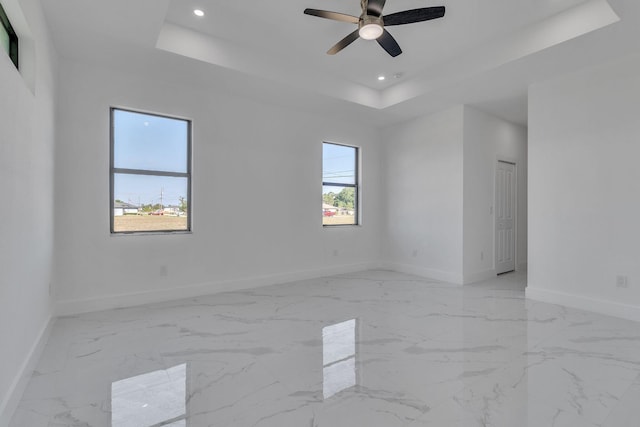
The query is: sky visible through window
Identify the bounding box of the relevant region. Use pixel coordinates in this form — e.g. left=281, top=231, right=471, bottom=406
left=322, top=143, right=356, bottom=188
left=113, top=110, right=188, bottom=208
left=323, top=142, right=356, bottom=203
left=322, top=142, right=357, bottom=225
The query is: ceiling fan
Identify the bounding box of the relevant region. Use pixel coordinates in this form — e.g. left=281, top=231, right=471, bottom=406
left=304, top=0, right=445, bottom=57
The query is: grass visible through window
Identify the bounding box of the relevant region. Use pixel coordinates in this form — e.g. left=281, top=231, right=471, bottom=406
left=111, top=109, right=191, bottom=233
left=322, top=142, right=358, bottom=226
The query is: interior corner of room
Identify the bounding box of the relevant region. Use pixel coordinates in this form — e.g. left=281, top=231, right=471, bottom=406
left=2, top=0, right=640, bottom=424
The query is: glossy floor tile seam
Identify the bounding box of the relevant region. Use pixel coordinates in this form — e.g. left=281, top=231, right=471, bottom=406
left=9, top=269, right=640, bottom=427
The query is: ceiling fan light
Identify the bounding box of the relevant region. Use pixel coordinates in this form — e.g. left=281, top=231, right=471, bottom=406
left=359, top=23, right=383, bottom=40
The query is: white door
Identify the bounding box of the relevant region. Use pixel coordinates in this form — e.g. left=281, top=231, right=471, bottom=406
left=495, top=161, right=516, bottom=274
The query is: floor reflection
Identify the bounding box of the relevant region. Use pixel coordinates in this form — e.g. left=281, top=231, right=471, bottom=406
left=111, top=363, right=187, bottom=427
left=12, top=271, right=640, bottom=426
left=323, top=318, right=357, bottom=399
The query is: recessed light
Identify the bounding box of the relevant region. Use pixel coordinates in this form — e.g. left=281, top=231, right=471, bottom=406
left=377, top=75, right=385, bottom=81
left=193, top=9, right=205, bottom=17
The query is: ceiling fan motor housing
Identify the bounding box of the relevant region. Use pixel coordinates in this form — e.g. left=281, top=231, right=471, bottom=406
left=360, top=15, right=383, bottom=28
left=361, top=0, right=380, bottom=17
left=304, top=0, right=445, bottom=56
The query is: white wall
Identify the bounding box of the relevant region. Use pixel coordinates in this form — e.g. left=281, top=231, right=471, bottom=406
left=527, top=52, right=640, bottom=321
left=463, top=106, right=528, bottom=283
left=382, top=106, right=465, bottom=283
left=0, top=0, right=57, bottom=424
left=53, top=59, right=384, bottom=314
left=382, top=106, right=527, bottom=285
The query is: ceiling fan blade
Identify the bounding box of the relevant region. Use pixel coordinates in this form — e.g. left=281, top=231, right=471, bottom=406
left=383, top=6, right=445, bottom=26
left=377, top=29, right=402, bottom=57
left=366, top=0, right=387, bottom=17
left=304, top=9, right=359, bottom=24
left=327, top=30, right=360, bottom=55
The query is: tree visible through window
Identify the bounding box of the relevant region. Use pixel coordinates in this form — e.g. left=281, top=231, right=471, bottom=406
left=110, top=108, right=191, bottom=233
left=322, top=142, right=358, bottom=226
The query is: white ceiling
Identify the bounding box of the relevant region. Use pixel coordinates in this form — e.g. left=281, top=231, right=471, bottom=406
left=166, top=0, right=586, bottom=89
left=41, top=0, right=640, bottom=127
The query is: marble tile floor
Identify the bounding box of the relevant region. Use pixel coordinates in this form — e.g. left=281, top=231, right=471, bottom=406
left=9, top=270, right=640, bottom=427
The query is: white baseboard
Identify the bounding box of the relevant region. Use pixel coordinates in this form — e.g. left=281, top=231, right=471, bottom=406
left=526, top=287, right=640, bottom=322
left=380, top=262, right=463, bottom=285
left=55, top=262, right=380, bottom=316
left=0, top=317, right=53, bottom=427
left=463, top=269, right=497, bottom=285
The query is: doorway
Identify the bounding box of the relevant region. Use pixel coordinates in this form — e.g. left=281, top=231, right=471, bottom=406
left=495, top=160, right=516, bottom=274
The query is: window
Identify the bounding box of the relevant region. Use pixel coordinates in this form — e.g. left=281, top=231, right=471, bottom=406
left=0, top=2, right=18, bottom=69
left=322, top=142, right=358, bottom=226
left=110, top=108, right=191, bottom=233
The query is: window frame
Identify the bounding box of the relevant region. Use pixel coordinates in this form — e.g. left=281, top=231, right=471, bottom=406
left=0, top=2, right=18, bottom=69
left=322, top=141, right=360, bottom=227
left=109, top=107, right=192, bottom=235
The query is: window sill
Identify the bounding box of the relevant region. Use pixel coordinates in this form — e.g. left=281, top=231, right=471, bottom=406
left=110, top=230, right=193, bottom=237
